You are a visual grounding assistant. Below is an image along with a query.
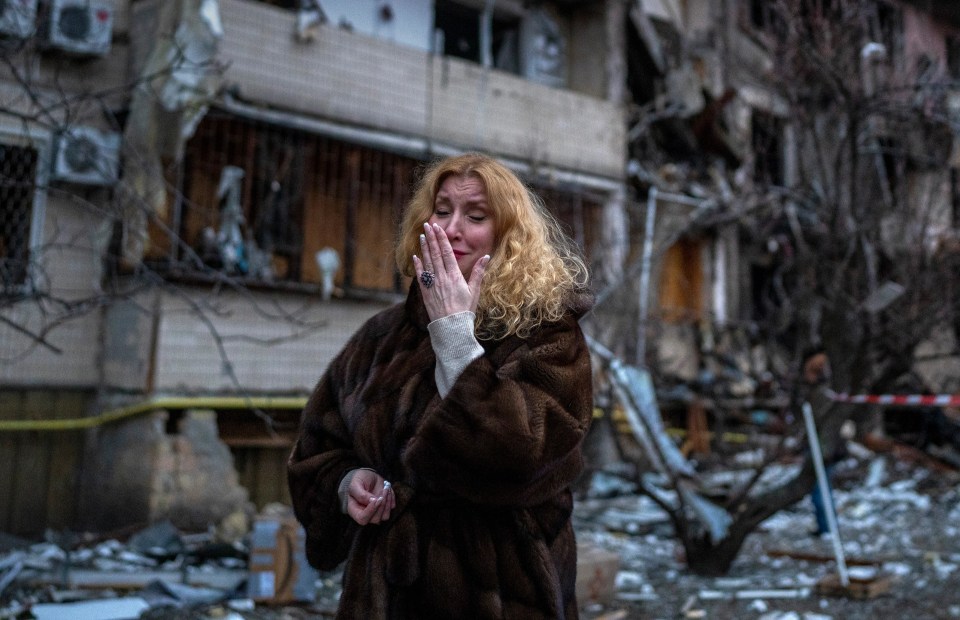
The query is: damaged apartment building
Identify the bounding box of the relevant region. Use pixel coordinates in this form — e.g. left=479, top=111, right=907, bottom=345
left=2, top=0, right=960, bottom=538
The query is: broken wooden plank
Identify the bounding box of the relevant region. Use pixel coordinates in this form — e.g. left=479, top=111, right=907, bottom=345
left=765, top=548, right=887, bottom=566
left=698, top=587, right=811, bottom=600
left=815, top=572, right=892, bottom=599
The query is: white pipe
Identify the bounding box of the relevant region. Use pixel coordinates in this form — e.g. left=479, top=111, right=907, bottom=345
left=480, top=0, right=495, bottom=68
left=636, top=187, right=658, bottom=365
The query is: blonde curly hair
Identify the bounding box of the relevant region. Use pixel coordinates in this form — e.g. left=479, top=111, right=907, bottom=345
left=395, top=153, right=588, bottom=340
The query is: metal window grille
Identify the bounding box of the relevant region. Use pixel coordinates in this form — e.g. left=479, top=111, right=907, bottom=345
left=0, top=142, right=39, bottom=295
left=179, top=112, right=420, bottom=291
left=178, top=112, right=601, bottom=292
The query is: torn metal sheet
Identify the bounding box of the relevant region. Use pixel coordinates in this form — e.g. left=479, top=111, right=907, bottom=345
left=677, top=480, right=733, bottom=545
left=608, top=359, right=696, bottom=478
left=606, top=355, right=732, bottom=543
left=860, top=281, right=905, bottom=313
left=31, top=597, right=150, bottom=620
left=0, top=551, right=24, bottom=597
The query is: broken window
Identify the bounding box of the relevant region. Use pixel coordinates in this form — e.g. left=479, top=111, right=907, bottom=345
left=871, top=1, right=903, bottom=66
left=537, top=186, right=602, bottom=265
left=434, top=0, right=521, bottom=72
left=751, top=110, right=785, bottom=187
left=741, top=0, right=787, bottom=45
left=658, top=238, right=704, bottom=324
left=875, top=135, right=903, bottom=197
left=951, top=168, right=960, bottom=229
left=171, top=113, right=420, bottom=295
left=947, top=35, right=960, bottom=81
left=0, top=141, right=41, bottom=296
left=168, top=112, right=599, bottom=297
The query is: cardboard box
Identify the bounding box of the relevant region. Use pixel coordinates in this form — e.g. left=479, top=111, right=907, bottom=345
left=247, top=516, right=318, bottom=604
left=576, top=542, right=620, bottom=604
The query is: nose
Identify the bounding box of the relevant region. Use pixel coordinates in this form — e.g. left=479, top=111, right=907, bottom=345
left=441, top=213, right=463, bottom=239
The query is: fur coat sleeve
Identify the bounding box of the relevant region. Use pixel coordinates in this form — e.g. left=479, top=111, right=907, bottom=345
left=402, top=298, right=594, bottom=507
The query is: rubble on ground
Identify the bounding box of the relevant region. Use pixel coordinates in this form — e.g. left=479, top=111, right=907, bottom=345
left=1, top=443, right=958, bottom=619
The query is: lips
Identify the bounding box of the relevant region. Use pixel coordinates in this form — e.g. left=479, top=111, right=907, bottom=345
left=452, top=251, right=466, bottom=259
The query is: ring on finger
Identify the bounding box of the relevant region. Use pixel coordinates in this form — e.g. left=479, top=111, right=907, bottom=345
left=420, top=271, right=435, bottom=288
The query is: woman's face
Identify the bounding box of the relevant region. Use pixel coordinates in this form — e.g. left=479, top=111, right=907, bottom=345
left=429, top=174, right=496, bottom=278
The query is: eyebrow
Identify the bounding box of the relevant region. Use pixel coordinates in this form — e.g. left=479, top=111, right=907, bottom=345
left=434, top=194, right=489, bottom=209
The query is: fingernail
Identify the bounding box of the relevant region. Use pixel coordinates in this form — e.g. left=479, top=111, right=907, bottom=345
left=423, top=222, right=430, bottom=231
left=419, top=234, right=425, bottom=244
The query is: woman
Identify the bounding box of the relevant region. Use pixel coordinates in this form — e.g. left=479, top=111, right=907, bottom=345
left=288, top=152, right=594, bottom=619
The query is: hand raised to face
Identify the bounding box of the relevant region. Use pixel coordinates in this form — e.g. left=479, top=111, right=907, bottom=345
left=413, top=222, right=489, bottom=322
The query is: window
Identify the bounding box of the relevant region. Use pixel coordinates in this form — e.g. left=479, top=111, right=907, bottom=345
left=536, top=185, right=602, bottom=267
left=169, top=113, right=600, bottom=298
left=170, top=113, right=419, bottom=294
left=659, top=238, right=704, bottom=324
left=871, top=1, right=903, bottom=66
left=0, top=140, right=42, bottom=296
left=744, top=0, right=786, bottom=43
left=434, top=0, right=521, bottom=73
left=947, top=36, right=960, bottom=81
left=951, top=168, right=960, bottom=229
left=752, top=111, right=785, bottom=187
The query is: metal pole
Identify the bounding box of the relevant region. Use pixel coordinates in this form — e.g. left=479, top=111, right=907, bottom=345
left=636, top=187, right=657, bottom=366
left=802, top=401, right=849, bottom=586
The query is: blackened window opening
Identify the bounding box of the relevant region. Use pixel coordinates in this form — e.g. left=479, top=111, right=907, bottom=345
left=0, top=143, right=38, bottom=295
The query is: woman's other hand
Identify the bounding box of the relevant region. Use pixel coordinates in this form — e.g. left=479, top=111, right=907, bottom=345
left=345, top=468, right=396, bottom=525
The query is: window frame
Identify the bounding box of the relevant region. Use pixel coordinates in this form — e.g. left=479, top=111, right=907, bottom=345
left=0, top=126, right=50, bottom=298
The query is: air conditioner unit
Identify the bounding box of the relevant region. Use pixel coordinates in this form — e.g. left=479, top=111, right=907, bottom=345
left=42, top=0, right=113, bottom=56
left=52, top=125, right=120, bottom=186
left=0, top=0, right=37, bottom=39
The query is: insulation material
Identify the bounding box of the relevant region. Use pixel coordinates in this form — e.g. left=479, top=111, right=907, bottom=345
left=119, top=0, right=224, bottom=263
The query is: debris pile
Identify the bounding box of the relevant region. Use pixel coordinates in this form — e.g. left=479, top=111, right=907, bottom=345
left=2, top=447, right=959, bottom=619
left=575, top=444, right=960, bottom=619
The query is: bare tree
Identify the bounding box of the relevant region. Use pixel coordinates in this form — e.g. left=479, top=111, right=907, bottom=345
left=0, top=3, right=330, bottom=436
left=609, top=0, right=960, bottom=575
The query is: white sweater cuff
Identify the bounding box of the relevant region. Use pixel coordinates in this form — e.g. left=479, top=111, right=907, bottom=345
left=427, top=311, right=484, bottom=397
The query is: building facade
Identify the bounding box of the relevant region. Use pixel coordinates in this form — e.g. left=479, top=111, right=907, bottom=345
left=2, top=0, right=959, bottom=536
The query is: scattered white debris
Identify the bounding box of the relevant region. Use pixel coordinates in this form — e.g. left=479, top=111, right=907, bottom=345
left=31, top=597, right=149, bottom=620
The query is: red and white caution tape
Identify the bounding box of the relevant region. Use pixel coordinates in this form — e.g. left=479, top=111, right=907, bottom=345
left=827, top=389, right=960, bottom=407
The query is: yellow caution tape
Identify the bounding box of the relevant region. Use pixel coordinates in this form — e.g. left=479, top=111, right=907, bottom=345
left=0, top=396, right=308, bottom=432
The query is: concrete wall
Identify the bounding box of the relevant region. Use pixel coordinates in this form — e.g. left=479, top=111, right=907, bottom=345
left=217, top=0, right=625, bottom=180
left=0, top=197, right=111, bottom=388
left=146, top=289, right=391, bottom=394
left=0, top=1, right=133, bottom=390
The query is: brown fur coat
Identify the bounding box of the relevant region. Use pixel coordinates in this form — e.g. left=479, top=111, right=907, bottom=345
left=288, top=283, right=594, bottom=619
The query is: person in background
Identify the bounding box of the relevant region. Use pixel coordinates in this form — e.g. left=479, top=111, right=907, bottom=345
left=799, top=346, right=845, bottom=536
left=288, top=152, right=594, bottom=619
